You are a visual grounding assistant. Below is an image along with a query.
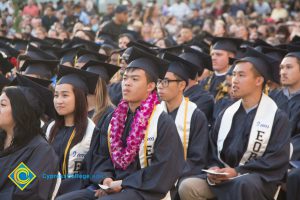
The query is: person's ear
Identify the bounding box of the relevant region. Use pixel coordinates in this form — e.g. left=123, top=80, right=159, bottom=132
left=147, top=82, right=156, bottom=93
left=179, top=81, right=186, bottom=91
left=255, top=76, right=264, bottom=87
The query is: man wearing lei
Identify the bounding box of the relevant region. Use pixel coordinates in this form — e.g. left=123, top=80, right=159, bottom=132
left=56, top=46, right=185, bottom=200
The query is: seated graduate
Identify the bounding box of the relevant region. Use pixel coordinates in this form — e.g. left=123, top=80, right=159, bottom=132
left=177, top=47, right=214, bottom=123
left=46, top=65, right=100, bottom=194
left=212, top=66, right=237, bottom=124
left=81, top=60, right=119, bottom=128
left=199, top=37, right=242, bottom=100
left=56, top=46, right=185, bottom=200
left=271, top=49, right=300, bottom=200
left=0, top=74, right=59, bottom=199
left=178, top=47, right=291, bottom=200
left=158, top=52, right=209, bottom=198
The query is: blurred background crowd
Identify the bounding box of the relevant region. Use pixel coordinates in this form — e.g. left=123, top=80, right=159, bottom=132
left=0, top=0, right=299, bottom=49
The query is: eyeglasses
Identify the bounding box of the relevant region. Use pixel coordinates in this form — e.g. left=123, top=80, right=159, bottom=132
left=157, top=79, right=183, bottom=87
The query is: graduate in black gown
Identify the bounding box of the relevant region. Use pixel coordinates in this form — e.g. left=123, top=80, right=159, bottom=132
left=158, top=52, right=209, bottom=198
left=81, top=60, right=119, bottom=128
left=46, top=66, right=100, bottom=195
left=174, top=46, right=215, bottom=123
left=199, top=37, right=242, bottom=99
left=0, top=75, right=59, bottom=199
left=212, top=66, right=237, bottom=124
left=56, top=46, right=184, bottom=200
left=179, top=47, right=290, bottom=200
left=107, top=48, right=128, bottom=107
left=270, top=50, right=300, bottom=200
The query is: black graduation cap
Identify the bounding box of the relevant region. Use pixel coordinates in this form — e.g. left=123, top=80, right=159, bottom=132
left=11, top=73, right=56, bottom=118
left=285, top=44, right=300, bottom=60
left=0, top=74, right=11, bottom=92
left=287, top=44, right=300, bottom=53
left=39, top=44, right=62, bottom=59
left=44, top=37, right=63, bottom=47
left=56, top=65, right=99, bottom=94
left=182, top=46, right=213, bottom=71
left=19, top=44, right=57, bottom=60
left=63, top=37, right=100, bottom=52
left=285, top=52, right=300, bottom=60
left=127, top=40, right=159, bottom=55
left=252, top=39, right=272, bottom=48
left=235, top=47, right=280, bottom=84
left=291, top=35, right=300, bottom=44
left=194, top=31, right=214, bottom=43
left=188, top=40, right=210, bottom=54
left=212, top=37, right=243, bottom=54
left=29, top=35, right=51, bottom=47
left=125, top=46, right=169, bottom=81
left=13, top=38, right=28, bottom=52
left=163, top=52, right=199, bottom=84
left=255, top=46, right=287, bottom=61
left=235, top=47, right=248, bottom=59
left=81, top=60, right=120, bottom=83
left=59, top=46, right=83, bottom=65
left=0, top=42, right=20, bottom=58
left=20, top=59, right=59, bottom=80
left=0, top=53, right=14, bottom=74
left=10, top=73, right=52, bottom=88
left=76, top=48, right=108, bottom=64
left=159, top=45, right=184, bottom=56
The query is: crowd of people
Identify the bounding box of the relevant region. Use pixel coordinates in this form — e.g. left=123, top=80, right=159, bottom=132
left=0, top=0, right=300, bottom=200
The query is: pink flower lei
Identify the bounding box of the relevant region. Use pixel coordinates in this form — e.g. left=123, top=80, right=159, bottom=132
left=109, top=91, right=159, bottom=170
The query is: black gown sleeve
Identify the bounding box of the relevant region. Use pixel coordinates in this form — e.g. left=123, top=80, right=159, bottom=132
left=0, top=136, right=59, bottom=200
left=180, top=109, right=209, bottom=178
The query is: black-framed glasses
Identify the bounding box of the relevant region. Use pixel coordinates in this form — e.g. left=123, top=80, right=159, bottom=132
left=157, top=79, right=183, bottom=87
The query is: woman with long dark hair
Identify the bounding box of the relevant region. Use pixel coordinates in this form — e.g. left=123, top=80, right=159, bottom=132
left=46, top=65, right=99, bottom=194
left=0, top=74, right=59, bottom=199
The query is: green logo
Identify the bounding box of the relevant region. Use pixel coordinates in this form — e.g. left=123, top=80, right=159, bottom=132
left=8, top=162, right=36, bottom=191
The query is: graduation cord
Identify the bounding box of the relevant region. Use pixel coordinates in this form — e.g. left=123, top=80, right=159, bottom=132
left=62, top=129, right=76, bottom=175
left=183, top=98, right=189, bottom=160
left=203, top=72, right=214, bottom=91
left=143, top=105, right=157, bottom=167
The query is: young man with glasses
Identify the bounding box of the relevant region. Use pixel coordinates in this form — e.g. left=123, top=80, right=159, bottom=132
left=157, top=52, right=209, bottom=198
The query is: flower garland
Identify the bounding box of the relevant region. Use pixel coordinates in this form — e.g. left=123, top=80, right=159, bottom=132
left=109, top=91, right=159, bottom=170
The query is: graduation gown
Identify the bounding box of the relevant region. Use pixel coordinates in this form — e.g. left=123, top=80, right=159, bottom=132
left=270, top=89, right=300, bottom=160
left=183, top=84, right=214, bottom=123
left=95, top=106, right=114, bottom=130
left=168, top=107, right=208, bottom=178
left=199, top=73, right=226, bottom=98
left=81, top=109, right=185, bottom=200
left=212, top=96, right=235, bottom=124
left=207, top=105, right=290, bottom=200
left=0, top=135, right=59, bottom=200
left=47, top=119, right=98, bottom=194
left=108, top=82, right=122, bottom=106
left=270, top=89, right=300, bottom=137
